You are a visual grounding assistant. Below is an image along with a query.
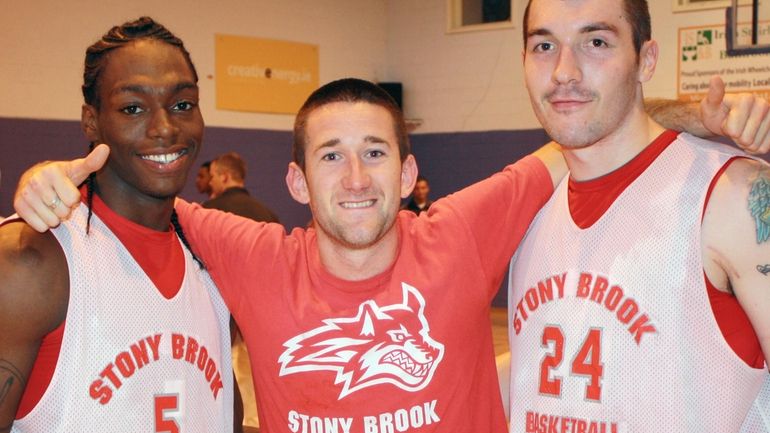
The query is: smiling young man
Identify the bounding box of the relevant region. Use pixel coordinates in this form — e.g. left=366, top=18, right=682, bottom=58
left=0, top=18, right=233, bottom=432
left=507, top=1, right=770, bottom=432
left=167, top=80, right=560, bottom=432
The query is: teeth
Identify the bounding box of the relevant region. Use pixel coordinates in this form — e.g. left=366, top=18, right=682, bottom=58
left=383, top=350, right=432, bottom=377
left=341, top=200, right=374, bottom=209
left=141, top=151, right=184, bottom=164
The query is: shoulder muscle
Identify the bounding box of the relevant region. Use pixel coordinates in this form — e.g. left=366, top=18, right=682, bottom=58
left=0, top=221, right=68, bottom=426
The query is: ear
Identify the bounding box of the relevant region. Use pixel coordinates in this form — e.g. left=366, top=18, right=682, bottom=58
left=638, top=39, right=658, bottom=84
left=400, top=154, right=418, bottom=199
left=286, top=162, right=310, bottom=204
left=81, top=104, right=100, bottom=142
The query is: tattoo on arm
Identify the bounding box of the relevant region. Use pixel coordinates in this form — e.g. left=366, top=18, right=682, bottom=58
left=757, top=264, right=770, bottom=275
left=748, top=171, right=770, bottom=244
left=0, top=361, right=24, bottom=406
left=0, top=360, right=25, bottom=431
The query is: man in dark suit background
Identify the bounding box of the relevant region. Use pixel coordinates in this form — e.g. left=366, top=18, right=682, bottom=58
left=204, top=152, right=279, bottom=224
left=402, top=175, right=432, bottom=214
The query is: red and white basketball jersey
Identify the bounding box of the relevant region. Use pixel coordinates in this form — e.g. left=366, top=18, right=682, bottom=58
left=742, top=377, right=770, bottom=432
left=508, top=134, right=767, bottom=433
left=12, top=203, right=233, bottom=433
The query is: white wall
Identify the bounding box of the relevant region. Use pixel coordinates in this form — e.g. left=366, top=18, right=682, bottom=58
left=0, top=0, right=387, bottom=131
left=386, top=0, right=745, bottom=133
left=0, top=0, right=751, bottom=133
left=386, top=0, right=533, bottom=133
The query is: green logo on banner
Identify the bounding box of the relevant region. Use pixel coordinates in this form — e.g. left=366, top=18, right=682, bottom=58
left=682, top=45, right=697, bottom=62
left=697, top=30, right=713, bottom=46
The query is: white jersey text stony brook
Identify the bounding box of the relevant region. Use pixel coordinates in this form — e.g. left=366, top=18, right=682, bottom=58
left=11, top=204, right=233, bottom=433
left=508, top=134, right=767, bottom=433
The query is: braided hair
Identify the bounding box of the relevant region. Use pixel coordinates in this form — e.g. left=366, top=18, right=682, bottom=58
left=82, top=16, right=204, bottom=269
left=82, top=16, right=198, bottom=109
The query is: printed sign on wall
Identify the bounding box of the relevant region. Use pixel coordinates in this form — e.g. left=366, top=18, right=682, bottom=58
left=216, top=34, right=319, bottom=114
left=678, top=22, right=770, bottom=102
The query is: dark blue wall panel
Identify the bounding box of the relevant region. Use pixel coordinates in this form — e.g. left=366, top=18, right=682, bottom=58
left=410, top=130, right=550, bottom=307
left=0, top=117, right=551, bottom=306
left=0, top=118, right=309, bottom=230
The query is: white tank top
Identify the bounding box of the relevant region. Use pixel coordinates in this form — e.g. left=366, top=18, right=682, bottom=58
left=12, top=204, right=233, bottom=433
left=742, top=377, right=770, bottom=432
left=508, top=134, right=767, bottom=433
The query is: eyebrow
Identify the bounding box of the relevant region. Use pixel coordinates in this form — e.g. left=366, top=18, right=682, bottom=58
left=316, top=135, right=390, bottom=151
left=111, top=81, right=198, bottom=96
left=526, top=22, right=619, bottom=40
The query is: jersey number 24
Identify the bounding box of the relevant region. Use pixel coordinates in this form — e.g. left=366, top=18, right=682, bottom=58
left=539, top=326, right=604, bottom=401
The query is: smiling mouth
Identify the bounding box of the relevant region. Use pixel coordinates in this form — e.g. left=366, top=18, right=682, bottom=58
left=549, top=98, right=590, bottom=105
left=340, top=199, right=375, bottom=209
left=140, top=149, right=188, bottom=164
left=548, top=99, right=591, bottom=113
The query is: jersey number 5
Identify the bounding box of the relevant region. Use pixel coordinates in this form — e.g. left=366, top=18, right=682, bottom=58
left=155, top=394, right=180, bottom=433
left=539, top=326, right=603, bottom=401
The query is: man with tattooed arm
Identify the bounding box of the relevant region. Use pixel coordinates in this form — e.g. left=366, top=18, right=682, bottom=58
left=506, top=0, right=770, bottom=432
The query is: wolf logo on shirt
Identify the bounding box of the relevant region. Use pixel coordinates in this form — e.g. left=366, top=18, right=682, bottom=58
left=278, top=283, right=445, bottom=399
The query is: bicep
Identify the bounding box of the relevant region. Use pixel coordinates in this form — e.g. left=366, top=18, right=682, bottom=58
left=730, top=236, right=770, bottom=368
left=0, top=223, right=68, bottom=426
left=728, top=227, right=770, bottom=371
left=175, top=200, right=284, bottom=307
left=704, top=159, right=770, bottom=367
left=175, top=200, right=266, bottom=271
left=444, top=156, right=554, bottom=290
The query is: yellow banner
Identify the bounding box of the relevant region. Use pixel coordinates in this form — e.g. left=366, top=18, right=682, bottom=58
left=215, top=34, right=319, bottom=114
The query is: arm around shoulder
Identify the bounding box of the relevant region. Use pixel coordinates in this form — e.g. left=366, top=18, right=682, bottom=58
left=532, top=141, right=567, bottom=189
left=645, top=76, right=770, bottom=154
left=173, top=198, right=286, bottom=305
left=0, top=222, right=68, bottom=428
left=702, top=158, right=770, bottom=370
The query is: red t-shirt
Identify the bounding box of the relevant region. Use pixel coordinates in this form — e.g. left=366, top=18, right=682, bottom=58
left=176, top=155, right=553, bottom=432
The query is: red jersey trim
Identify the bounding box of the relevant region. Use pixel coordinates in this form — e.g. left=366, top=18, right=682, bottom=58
left=703, top=157, right=765, bottom=369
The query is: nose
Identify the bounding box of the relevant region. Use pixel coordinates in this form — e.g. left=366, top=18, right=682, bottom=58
left=342, top=156, right=372, bottom=192
left=147, top=109, right=178, bottom=141
left=552, top=46, right=582, bottom=85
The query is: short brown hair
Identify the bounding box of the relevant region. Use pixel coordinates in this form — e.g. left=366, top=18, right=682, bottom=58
left=522, top=0, right=651, bottom=55
left=293, top=78, right=410, bottom=171
left=213, top=152, right=247, bottom=182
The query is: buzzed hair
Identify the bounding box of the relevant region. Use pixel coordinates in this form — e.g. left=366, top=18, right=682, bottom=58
left=293, top=78, right=410, bottom=171
left=213, top=152, right=247, bottom=182
left=522, top=0, right=651, bottom=55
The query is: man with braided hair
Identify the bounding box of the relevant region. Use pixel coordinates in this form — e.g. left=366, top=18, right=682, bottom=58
left=505, top=0, right=770, bottom=431
left=0, top=17, right=235, bottom=432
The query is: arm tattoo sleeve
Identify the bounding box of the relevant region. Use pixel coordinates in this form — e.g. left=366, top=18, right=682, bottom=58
left=748, top=172, right=770, bottom=244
